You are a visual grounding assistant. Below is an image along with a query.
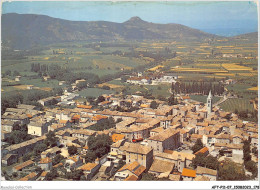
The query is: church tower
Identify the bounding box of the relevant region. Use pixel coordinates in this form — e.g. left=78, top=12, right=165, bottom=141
left=207, top=90, right=212, bottom=115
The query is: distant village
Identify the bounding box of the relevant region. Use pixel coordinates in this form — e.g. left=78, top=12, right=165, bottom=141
left=1, top=76, right=258, bottom=181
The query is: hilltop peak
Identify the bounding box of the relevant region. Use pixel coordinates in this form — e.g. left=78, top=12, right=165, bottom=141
left=124, top=16, right=147, bottom=24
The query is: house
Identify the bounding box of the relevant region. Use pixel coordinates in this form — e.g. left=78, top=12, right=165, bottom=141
left=38, top=96, right=61, bottom=106
left=114, top=161, right=146, bottom=181
left=215, top=134, right=231, bottom=144
left=1, top=154, right=18, bottom=166
left=15, top=76, right=21, bottom=81
left=194, top=175, right=210, bottom=181
left=147, top=128, right=180, bottom=153
left=19, top=172, right=37, bottom=181
left=111, top=133, right=125, bottom=143
left=91, top=115, right=108, bottom=123
left=78, top=163, right=100, bottom=180
left=39, top=157, right=53, bottom=171
left=250, top=134, right=258, bottom=147
left=2, top=136, right=46, bottom=157
left=13, top=160, right=34, bottom=172
left=232, top=135, right=244, bottom=144
left=155, top=151, right=195, bottom=172
left=196, top=166, right=217, bottom=181
left=65, top=155, right=84, bottom=171
left=117, top=123, right=151, bottom=142
left=71, top=129, right=96, bottom=145
left=1, top=113, right=30, bottom=125
left=181, top=168, right=196, bottom=181
left=148, top=159, right=175, bottom=177
left=28, top=121, right=50, bottom=136
left=123, top=142, right=153, bottom=170
left=48, top=124, right=68, bottom=132
left=194, top=147, right=209, bottom=157
left=124, top=175, right=138, bottom=181
left=1, top=130, right=11, bottom=141
left=190, top=134, right=203, bottom=143
left=150, top=127, right=165, bottom=137
left=41, top=147, right=61, bottom=158
left=1, top=120, right=20, bottom=132
left=107, top=140, right=126, bottom=167
left=75, top=79, right=86, bottom=85
left=160, top=116, right=173, bottom=129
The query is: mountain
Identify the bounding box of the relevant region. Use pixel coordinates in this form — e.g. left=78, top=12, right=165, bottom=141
left=232, top=32, right=258, bottom=40
left=2, top=13, right=218, bottom=49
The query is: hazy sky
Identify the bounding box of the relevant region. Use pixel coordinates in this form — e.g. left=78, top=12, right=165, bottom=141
left=2, top=1, right=258, bottom=36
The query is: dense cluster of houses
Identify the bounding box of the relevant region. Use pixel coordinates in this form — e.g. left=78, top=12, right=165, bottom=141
left=1, top=90, right=258, bottom=181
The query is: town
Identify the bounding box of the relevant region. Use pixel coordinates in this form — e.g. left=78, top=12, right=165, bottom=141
left=1, top=2, right=258, bottom=184
left=1, top=80, right=258, bottom=181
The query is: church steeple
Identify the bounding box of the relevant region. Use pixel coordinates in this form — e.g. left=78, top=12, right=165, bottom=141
left=207, top=90, right=212, bottom=116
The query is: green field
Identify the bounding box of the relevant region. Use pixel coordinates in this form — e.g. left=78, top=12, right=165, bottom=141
left=78, top=88, right=114, bottom=98
left=190, top=95, right=221, bottom=104
left=219, top=98, right=254, bottom=112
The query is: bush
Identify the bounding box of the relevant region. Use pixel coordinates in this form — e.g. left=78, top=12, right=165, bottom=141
left=191, top=139, right=204, bottom=154
left=68, top=146, right=78, bottom=156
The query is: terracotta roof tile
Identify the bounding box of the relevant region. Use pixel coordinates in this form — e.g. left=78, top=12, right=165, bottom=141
left=182, top=168, right=196, bottom=178
left=124, top=175, right=138, bottom=181
left=39, top=157, right=52, bottom=164
left=79, top=163, right=98, bottom=171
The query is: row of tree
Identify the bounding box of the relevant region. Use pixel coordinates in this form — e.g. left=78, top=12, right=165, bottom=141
left=172, top=81, right=225, bottom=95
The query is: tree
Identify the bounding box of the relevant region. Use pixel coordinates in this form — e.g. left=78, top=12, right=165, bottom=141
left=252, top=147, right=258, bottom=157
left=191, top=139, right=204, bottom=154
left=13, top=70, right=20, bottom=76
left=52, top=154, right=64, bottom=166
left=204, top=155, right=219, bottom=170
left=245, top=160, right=258, bottom=177
left=44, top=131, right=58, bottom=147
left=22, top=152, right=33, bottom=162
left=5, top=70, right=11, bottom=76
left=141, top=173, right=157, bottom=181
left=218, top=160, right=246, bottom=180
left=150, top=100, right=158, bottom=109
left=117, top=160, right=126, bottom=170
left=168, top=93, right=176, bottom=106
left=33, top=143, right=47, bottom=156
left=121, top=76, right=128, bottom=83
left=4, top=130, right=32, bottom=144
left=96, top=96, right=105, bottom=103
left=68, top=146, right=78, bottom=156
left=85, top=151, right=96, bottom=163
left=85, top=134, right=113, bottom=162
left=243, top=140, right=251, bottom=162
left=12, top=172, right=18, bottom=178
left=192, top=153, right=205, bottom=168
left=101, top=85, right=110, bottom=90
left=46, top=168, right=59, bottom=181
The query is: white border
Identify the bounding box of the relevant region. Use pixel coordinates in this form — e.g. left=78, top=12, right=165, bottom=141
left=0, top=0, right=259, bottom=189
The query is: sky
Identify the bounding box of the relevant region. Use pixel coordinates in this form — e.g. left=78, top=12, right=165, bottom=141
left=2, top=1, right=258, bottom=36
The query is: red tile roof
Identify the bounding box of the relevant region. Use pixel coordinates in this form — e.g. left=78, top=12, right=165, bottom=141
left=182, top=168, right=196, bottom=178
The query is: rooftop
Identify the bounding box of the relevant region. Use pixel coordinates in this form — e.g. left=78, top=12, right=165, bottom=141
left=39, top=157, right=52, bottom=164
left=149, top=159, right=174, bottom=173
left=148, top=128, right=179, bottom=142
left=79, top=163, right=98, bottom=171
left=182, top=168, right=196, bottom=178
left=196, top=166, right=217, bottom=176
left=14, top=160, right=34, bottom=171
left=123, top=142, right=152, bottom=155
